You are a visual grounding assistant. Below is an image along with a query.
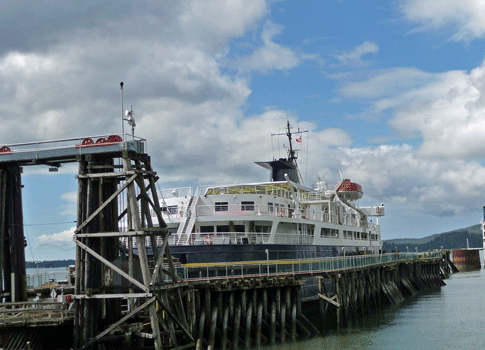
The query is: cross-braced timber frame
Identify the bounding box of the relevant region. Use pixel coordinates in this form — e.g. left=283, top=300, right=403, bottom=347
left=73, top=150, right=192, bottom=350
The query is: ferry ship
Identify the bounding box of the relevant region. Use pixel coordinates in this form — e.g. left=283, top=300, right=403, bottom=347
left=152, top=122, right=384, bottom=264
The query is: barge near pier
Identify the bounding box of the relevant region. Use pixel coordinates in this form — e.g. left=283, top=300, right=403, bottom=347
left=0, top=135, right=451, bottom=349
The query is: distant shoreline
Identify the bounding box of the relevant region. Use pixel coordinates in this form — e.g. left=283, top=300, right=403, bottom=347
left=25, top=259, right=75, bottom=269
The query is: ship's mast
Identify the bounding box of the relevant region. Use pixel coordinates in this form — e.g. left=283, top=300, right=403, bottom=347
left=286, top=120, right=297, bottom=162
left=272, top=120, right=306, bottom=163
left=265, top=121, right=308, bottom=183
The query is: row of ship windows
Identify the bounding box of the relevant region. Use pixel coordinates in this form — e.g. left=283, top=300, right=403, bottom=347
left=164, top=202, right=287, bottom=213
left=321, top=228, right=379, bottom=241
left=215, top=201, right=261, bottom=211
left=199, top=225, right=271, bottom=234
left=215, top=201, right=287, bottom=212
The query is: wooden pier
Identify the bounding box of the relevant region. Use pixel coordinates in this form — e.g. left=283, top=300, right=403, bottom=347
left=0, top=136, right=452, bottom=349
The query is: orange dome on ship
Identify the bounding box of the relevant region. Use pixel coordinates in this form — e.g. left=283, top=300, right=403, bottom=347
left=337, top=179, right=363, bottom=201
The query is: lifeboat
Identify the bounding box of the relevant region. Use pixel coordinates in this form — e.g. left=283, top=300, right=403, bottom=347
left=337, top=179, right=363, bottom=201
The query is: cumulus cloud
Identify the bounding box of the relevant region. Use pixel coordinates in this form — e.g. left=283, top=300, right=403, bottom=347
left=234, top=20, right=302, bottom=73
left=330, top=144, right=485, bottom=218
left=401, top=0, right=485, bottom=41
left=37, top=227, right=75, bottom=250
left=60, top=191, right=77, bottom=216
left=335, top=41, right=379, bottom=65
left=337, top=60, right=485, bottom=160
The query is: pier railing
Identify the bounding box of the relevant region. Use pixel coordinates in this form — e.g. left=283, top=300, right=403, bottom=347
left=169, top=252, right=443, bottom=282
left=0, top=301, right=73, bottom=327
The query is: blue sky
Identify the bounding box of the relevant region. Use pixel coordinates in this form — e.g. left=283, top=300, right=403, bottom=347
left=2, top=0, right=485, bottom=260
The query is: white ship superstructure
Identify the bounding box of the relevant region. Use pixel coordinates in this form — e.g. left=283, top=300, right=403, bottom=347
left=147, top=122, right=384, bottom=264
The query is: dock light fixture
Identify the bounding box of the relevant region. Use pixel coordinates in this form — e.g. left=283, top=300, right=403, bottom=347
left=124, top=107, right=136, bottom=139
left=265, top=249, right=269, bottom=275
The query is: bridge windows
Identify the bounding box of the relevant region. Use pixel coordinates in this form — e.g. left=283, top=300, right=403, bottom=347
left=215, top=202, right=228, bottom=212
left=241, top=201, right=254, bottom=211
left=321, top=227, right=339, bottom=238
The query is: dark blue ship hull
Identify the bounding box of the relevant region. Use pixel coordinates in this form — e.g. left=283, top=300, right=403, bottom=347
left=166, top=243, right=338, bottom=264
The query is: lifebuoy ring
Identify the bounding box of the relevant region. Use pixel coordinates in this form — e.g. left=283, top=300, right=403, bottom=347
left=279, top=210, right=284, bottom=217
left=204, top=236, right=213, bottom=245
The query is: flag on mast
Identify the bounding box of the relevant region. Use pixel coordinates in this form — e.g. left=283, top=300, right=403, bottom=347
left=296, top=136, right=302, bottom=143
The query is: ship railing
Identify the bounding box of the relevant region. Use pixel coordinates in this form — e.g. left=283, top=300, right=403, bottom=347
left=198, top=183, right=293, bottom=199
left=169, top=232, right=272, bottom=246
left=299, top=192, right=331, bottom=202
left=195, top=203, right=340, bottom=223
left=157, top=186, right=193, bottom=199
left=167, top=252, right=443, bottom=282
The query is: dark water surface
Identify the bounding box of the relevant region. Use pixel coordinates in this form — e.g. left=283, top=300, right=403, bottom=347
left=262, top=264, right=485, bottom=350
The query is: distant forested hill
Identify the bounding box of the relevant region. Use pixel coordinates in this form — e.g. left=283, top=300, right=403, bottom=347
left=25, top=260, right=75, bottom=268
left=383, top=224, right=482, bottom=252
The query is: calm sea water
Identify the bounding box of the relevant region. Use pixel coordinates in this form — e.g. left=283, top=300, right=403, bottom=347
left=262, top=253, right=485, bottom=350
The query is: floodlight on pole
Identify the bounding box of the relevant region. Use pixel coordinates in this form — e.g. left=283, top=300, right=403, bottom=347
left=123, top=106, right=136, bottom=139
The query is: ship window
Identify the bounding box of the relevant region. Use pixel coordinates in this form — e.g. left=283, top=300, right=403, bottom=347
left=234, top=225, right=245, bottom=232
left=215, top=202, right=228, bottom=211
left=167, top=205, right=178, bottom=215
left=241, top=201, right=254, bottom=211
left=200, top=226, right=214, bottom=233
left=268, top=202, right=274, bottom=212
left=217, top=225, right=230, bottom=233
left=255, top=225, right=271, bottom=233
left=321, top=228, right=338, bottom=238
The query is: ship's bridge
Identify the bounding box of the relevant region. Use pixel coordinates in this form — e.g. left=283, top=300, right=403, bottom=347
left=203, top=182, right=293, bottom=199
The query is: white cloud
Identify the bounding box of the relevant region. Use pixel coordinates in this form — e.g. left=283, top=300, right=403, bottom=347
left=401, top=0, right=485, bottom=41
left=234, top=20, right=302, bottom=73
left=179, top=0, right=268, bottom=50
left=335, top=41, right=379, bottom=65
left=60, top=191, right=77, bottom=216
left=332, top=144, right=485, bottom=218
left=37, top=227, right=75, bottom=250
left=337, top=60, right=485, bottom=160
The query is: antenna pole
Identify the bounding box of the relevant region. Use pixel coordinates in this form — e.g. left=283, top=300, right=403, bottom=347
left=120, top=82, right=124, bottom=136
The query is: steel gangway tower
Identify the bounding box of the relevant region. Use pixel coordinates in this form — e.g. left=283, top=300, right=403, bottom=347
left=73, top=141, right=192, bottom=350
left=0, top=136, right=192, bottom=350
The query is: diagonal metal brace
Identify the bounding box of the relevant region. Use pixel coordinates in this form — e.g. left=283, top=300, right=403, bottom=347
left=154, top=294, right=194, bottom=343
left=74, top=239, right=148, bottom=293
left=75, top=172, right=138, bottom=234
left=79, top=297, right=156, bottom=350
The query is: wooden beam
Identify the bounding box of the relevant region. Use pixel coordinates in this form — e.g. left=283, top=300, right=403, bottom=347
left=74, top=239, right=148, bottom=293
left=318, top=293, right=340, bottom=308
left=75, top=173, right=137, bottom=234
left=78, top=297, right=156, bottom=350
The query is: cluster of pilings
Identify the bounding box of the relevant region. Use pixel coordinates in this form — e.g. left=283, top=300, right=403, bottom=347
left=316, top=258, right=445, bottom=329
left=0, top=165, right=27, bottom=303
left=184, top=276, right=319, bottom=350
left=173, top=256, right=447, bottom=349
